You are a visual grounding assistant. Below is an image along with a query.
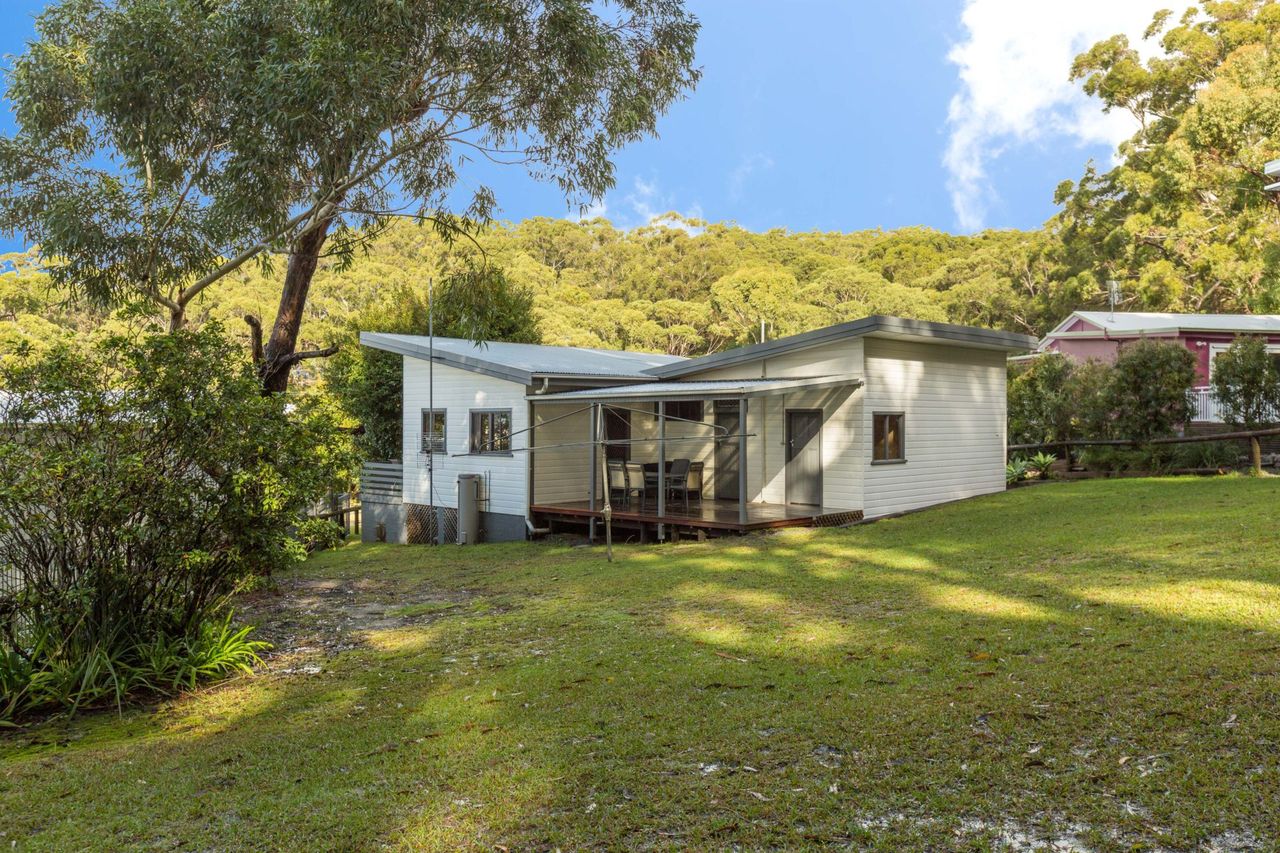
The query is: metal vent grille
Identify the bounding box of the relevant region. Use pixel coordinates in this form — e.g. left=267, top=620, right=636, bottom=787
left=405, top=503, right=459, bottom=545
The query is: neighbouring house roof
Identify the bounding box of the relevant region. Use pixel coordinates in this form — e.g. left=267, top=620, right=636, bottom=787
left=1045, top=311, right=1280, bottom=343
left=529, top=375, right=863, bottom=404
left=360, top=333, right=686, bottom=385
left=647, top=315, right=1038, bottom=379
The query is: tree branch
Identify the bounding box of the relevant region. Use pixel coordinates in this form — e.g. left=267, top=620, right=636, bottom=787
left=244, top=314, right=264, bottom=365
left=279, top=344, right=339, bottom=368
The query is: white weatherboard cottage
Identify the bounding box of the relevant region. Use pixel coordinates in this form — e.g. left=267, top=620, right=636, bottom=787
left=360, top=316, right=1036, bottom=543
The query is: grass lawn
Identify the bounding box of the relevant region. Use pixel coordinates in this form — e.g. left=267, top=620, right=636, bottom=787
left=3, top=477, right=1279, bottom=850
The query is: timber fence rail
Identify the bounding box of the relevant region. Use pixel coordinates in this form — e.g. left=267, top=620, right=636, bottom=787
left=1009, top=426, right=1280, bottom=454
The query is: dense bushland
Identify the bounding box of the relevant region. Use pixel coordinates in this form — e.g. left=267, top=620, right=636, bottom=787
left=0, top=327, right=356, bottom=721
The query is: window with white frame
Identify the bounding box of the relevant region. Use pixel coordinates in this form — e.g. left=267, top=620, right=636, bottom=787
left=421, top=409, right=446, bottom=454
left=1209, top=342, right=1280, bottom=383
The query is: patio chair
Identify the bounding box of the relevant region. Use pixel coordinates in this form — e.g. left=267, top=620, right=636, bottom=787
left=606, top=459, right=627, bottom=504
left=687, top=461, right=705, bottom=504
left=624, top=461, right=647, bottom=507
left=665, top=458, right=693, bottom=511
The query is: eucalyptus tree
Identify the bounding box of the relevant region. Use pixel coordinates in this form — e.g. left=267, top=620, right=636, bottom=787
left=1053, top=2, right=1280, bottom=314
left=0, top=0, right=699, bottom=391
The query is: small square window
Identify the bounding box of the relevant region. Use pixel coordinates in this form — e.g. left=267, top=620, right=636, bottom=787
left=470, top=410, right=512, bottom=454
left=872, top=412, right=905, bottom=462
left=421, top=409, right=446, bottom=454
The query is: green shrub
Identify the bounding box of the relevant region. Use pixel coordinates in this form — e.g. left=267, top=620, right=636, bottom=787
left=1006, top=457, right=1031, bottom=485
left=1029, top=451, right=1058, bottom=476
left=0, top=325, right=354, bottom=721
left=1068, top=359, right=1116, bottom=439
left=295, top=518, right=347, bottom=554
left=1107, top=340, right=1197, bottom=442
left=1008, top=353, right=1074, bottom=445
left=1079, top=447, right=1136, bottom=473
left=1210, top=336, right=1280, bottom=473
left=0, top=614, right=265, bottom=721
left=1169, top=440, right=1241, bottom=470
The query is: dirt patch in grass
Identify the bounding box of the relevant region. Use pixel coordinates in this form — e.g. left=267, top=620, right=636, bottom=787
left=238, top=574, right=479, bottom=675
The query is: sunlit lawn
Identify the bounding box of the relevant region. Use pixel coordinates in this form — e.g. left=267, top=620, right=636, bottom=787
left=3, top=477, right=1279, bottom=850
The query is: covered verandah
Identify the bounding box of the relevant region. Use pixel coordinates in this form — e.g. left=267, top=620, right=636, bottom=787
left=526, top=375, right=864, bottom=540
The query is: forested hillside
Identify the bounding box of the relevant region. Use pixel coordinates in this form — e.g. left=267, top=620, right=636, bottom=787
left=7, top=2, right=1280, bottom=390
left=3, top=219, right=1058, bottom=365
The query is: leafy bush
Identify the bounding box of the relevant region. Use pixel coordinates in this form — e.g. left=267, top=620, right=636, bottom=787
left=0, top=326, right=355, bottom=721
left=0, top=614, right=265, bottom=721
left=1107, top=340, right=1196, bottom=442
left=1006, top=457, right=1031, bottom=485
left=1008, top=353, right=1075, bottom=445
left=1169, top=440, right=1241, bottom=471
left=1210, top=336, right=1280, bottom=473
left=1079, top=447, right=1142, bottom=473
left=1068, top=359, right=1116, bottom=440
left=295, top=518, right=347, bottom=554
left=1028, top=451, right=1058, bottom=476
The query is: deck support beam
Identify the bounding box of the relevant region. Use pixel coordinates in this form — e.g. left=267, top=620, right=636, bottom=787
left=738, top=396, right=748, bottom=526
left=588, top=402, right=599, bottom=542
left=657, top=400, right=666, bottom=541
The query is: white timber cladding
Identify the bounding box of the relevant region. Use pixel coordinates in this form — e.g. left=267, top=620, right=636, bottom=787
left=529, top=401, right=595, bottom=504
left=401, top=333, right=1011, bottom=522
left=860, top=338, right=1007, bottom=518
left=401, top=357, right=528, bottom=516
left=677, top=338, right=865, bottom=511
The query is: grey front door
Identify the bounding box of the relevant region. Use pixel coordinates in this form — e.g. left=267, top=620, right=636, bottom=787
left=714, top=406, right=740, bottom=502
left=785, top=409, right=822, bottom=507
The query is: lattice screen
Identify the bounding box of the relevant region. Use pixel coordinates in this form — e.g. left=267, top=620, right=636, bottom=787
left=814, top=510, right=864, bottom=527
left=405, top=503, right=459, bottom=545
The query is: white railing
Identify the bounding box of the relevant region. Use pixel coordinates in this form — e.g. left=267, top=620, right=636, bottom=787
left=1188, top=387, right=1221, bottom=423
left=1187, top=387, right=1280, bottom=423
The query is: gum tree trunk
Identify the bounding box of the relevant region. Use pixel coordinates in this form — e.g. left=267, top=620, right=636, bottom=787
left=259, top=219, right=336, bottom=393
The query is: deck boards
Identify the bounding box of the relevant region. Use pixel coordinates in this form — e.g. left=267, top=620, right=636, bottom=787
left=530, top=498, right=857, bottom=531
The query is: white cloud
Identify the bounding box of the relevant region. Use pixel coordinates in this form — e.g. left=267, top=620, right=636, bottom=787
left=945, top=0, right=1165, bottom=231
left=621, top=176, right=704, bottom=233
left=728, top=153, right=774, bottom=201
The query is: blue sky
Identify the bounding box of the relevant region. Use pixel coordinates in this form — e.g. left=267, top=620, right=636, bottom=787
left=0, top=0, right=1167, bottom=253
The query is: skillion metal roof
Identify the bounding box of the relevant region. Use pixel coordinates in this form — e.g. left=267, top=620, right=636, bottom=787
left=529, top=375, right=862, bottom=403
left=647, top=315, right=1038, bottom=379
left=360, top=333, right=685, bottom=384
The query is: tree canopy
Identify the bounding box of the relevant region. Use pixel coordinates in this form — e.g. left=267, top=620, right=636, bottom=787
left=0, top=0, right=700, bottom=389
left=1052, top=1, right=1280, bottom=314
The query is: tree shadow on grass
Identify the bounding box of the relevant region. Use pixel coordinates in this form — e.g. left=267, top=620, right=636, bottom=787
left=1, top=478, right=1278, bottom=850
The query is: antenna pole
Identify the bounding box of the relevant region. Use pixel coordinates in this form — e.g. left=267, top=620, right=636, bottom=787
left=428, top=277, right=437, bottom=519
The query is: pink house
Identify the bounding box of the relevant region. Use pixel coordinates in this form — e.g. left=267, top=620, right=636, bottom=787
left=1034, top=311, right=1280, bottom=423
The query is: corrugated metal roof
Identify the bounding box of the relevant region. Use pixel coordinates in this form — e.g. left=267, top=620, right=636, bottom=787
left=361, top=333, right=685, bottom=383
left=530, top=375, right=861, bottom=402
left=1070, top=312, right=1280, bottom=334
left=648, top=315, right=1038, bottom=379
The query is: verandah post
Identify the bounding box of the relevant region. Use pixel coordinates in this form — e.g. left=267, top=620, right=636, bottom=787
left=738, top=396, right=748, bottom=526
left=657, top=400, right=667, bottom=541
left=589, top=402, right=599, bottom=542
